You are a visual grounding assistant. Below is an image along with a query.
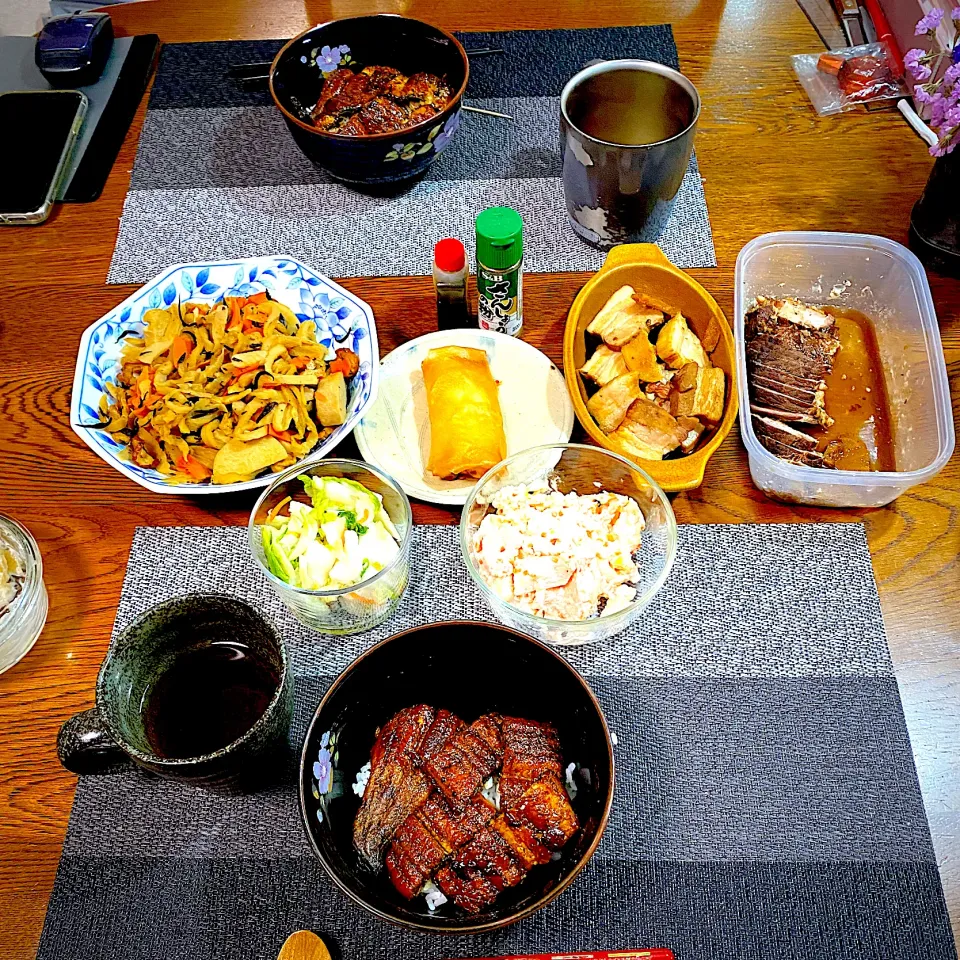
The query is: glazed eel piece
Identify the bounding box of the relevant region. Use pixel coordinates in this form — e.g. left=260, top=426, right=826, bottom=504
left=353, top=704, right=437, bottom=868
left=385, top=712, right=505, bottom=897
left=361, top=711, right=579, bottom=914
left=434, top=718, right=579, bottom=913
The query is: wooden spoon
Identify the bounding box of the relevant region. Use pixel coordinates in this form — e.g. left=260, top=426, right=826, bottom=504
left=277, top=931, right=332, bottom=960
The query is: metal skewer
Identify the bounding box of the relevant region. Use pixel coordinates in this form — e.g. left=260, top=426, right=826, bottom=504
left=462, top=105, right=513, bottom=120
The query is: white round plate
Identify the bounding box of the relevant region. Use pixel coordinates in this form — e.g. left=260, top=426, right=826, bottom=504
left=355, top=329, right=574, bottom=505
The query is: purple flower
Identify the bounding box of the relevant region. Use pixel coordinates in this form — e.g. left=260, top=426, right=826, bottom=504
left=915, top=7, right=945, bottom=33
left=432, top=111, right=461, bottom=153
left=952, top=6, right=960, bottom=20
left=930, top=93, right=948, bottom=125
left=317, top=44, right=349, bottom=74
left=313, top=746, right=333, bottom=794
left=946, top=63, right=960, bottom=84
left=914, top=84, right=935, bottom=103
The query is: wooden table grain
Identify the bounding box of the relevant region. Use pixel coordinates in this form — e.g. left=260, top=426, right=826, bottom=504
left=0, top=0, right=957, bottom=955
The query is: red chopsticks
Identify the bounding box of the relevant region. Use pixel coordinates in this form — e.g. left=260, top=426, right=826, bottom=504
left=460, top=952, right=675, bottom=959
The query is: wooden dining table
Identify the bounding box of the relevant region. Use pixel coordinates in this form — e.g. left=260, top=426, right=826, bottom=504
left=0, top=0, right=957, bottom=954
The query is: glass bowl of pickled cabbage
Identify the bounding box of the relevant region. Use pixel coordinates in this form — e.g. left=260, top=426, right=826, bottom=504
left=0, top=515, right=48, bottom=674
left=460, top=443, right=677, bottom=646
left=249, top=459, right=413, bottom=635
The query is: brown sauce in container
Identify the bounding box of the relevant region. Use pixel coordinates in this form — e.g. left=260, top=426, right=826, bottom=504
left=818, top=308, right=895, bottom=472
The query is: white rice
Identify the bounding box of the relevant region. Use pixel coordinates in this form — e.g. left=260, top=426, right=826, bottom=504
left=421, top=879, right=448, bottom=911
left=564, top=762, right=578, bottom=802
left=352, top=761, right=372, bottom=798
left=480, top=776, right=501, bottom=809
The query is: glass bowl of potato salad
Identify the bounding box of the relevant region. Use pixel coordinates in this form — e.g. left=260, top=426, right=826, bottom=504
left=460, top=444, right=676, bottom=646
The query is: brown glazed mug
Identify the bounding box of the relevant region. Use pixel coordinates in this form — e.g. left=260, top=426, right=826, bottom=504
left=560, top=59, right=701, bottom=249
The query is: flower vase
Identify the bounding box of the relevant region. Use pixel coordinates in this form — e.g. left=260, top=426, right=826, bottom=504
left=910, top=150, right=960, bottom=278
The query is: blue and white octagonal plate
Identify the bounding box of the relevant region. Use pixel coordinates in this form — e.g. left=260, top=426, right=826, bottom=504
left=70, top=257, right=378, bottom=496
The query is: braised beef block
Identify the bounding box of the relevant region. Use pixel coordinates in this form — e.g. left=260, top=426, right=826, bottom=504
left=751, top=415, right=818, bottom=452
left=744, top=298, right=841, bottom=435
left=760, top=436, right=831, bottom=468
left=751, top=372, right=825, bottom=405
left=751, top=405, right=819, bottom=425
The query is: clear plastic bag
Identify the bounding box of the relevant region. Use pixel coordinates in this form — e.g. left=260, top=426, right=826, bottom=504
left=792, top=42, right=906, bottom=116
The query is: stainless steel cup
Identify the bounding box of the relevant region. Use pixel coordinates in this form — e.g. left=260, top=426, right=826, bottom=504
left=560, top=59, right=701, bottom=249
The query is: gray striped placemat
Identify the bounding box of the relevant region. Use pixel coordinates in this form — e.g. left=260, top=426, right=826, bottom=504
left=38, top=523, right=957, bottom=959
left=106, top=26, right=717, bottom=284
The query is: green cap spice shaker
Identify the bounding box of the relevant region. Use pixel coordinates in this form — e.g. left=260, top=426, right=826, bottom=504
left=476, top=206, right=523, bottom=337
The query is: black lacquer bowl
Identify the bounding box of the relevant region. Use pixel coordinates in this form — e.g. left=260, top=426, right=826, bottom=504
left=269, top=15, right=469, bottom=187
left=298, top=621, right=614, bottom=933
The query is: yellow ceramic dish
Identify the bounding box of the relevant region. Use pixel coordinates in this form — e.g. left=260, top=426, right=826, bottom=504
left=563, top=244, right=738, bottom=492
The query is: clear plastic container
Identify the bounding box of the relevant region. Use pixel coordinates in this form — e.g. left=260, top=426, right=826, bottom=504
left=735, top=232, right=954, bottom=508
left=249, top=460, right=412, bottom=636
left=460, top=443, right=677, bottom=646
left=0, top=516, right=48, bottom=674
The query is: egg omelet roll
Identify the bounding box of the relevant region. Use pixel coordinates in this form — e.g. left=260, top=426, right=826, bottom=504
left=421, top=345, right=507, bottom=480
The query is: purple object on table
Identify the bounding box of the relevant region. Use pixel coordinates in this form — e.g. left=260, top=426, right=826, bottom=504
left=35, top=13, right=114, bottom=88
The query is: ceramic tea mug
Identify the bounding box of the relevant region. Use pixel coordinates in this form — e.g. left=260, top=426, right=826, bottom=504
left=560, top=59, right=701, bottom=248
left=57, top=593, right=292, bottom=791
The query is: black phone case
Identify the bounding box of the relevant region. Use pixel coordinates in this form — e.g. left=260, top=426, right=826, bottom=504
left=63, top=34, right=159, bottom=203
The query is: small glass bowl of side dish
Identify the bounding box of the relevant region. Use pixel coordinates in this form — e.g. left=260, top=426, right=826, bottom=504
left=249, top=459, right=413, bottom=636
left=460, top=443, right=677, bottom=646
left=0, top=515, right=49, bottom=675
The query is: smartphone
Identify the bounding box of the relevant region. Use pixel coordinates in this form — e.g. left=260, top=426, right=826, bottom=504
left=0, top=90, right=88, bottom=226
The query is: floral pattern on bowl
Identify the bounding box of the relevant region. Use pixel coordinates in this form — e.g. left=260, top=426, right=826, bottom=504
left=385, top=111, right=461, bottom=162
left=302, top=43, right=353, bottom=74
left=312, top=729, right=344, bottom=824
left=70, top=257, right=379, bottom=496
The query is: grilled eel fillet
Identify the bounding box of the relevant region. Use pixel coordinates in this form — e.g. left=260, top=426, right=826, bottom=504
left=381, top=714, right=579, bottom=913
left=353, top=704, right=437, bottom=868
left=353, top=707, right=493, bottom=868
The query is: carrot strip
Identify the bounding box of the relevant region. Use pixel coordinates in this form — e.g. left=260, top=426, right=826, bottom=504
left=226, top=297, right=243, bottom=329
left=176, top=455, right=212, bottom=481
left=169, top=334, right=192, bottom=368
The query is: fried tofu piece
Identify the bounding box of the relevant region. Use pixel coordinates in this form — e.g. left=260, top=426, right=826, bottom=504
left=579, top=344, right=629, bottom=386
left=587, top=285, right=662, bottom=348
left=701, top=315, right=723, bottom=353
left=677, top=415, right=706, bottom=454
left=586, top=372, right=643, bottom=433
left=212, top=436, right=286, bottom=484
left=673, top=361, right=699, bottom=393
left=669, top=388, right=696, bottom=418
left=611, top=396, right=687, bottom=458
left=656, top=313, right=708, bottom=369
left=692, top=366, right=726, bottom=424
left=621, top=332, right=665, bottom=382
